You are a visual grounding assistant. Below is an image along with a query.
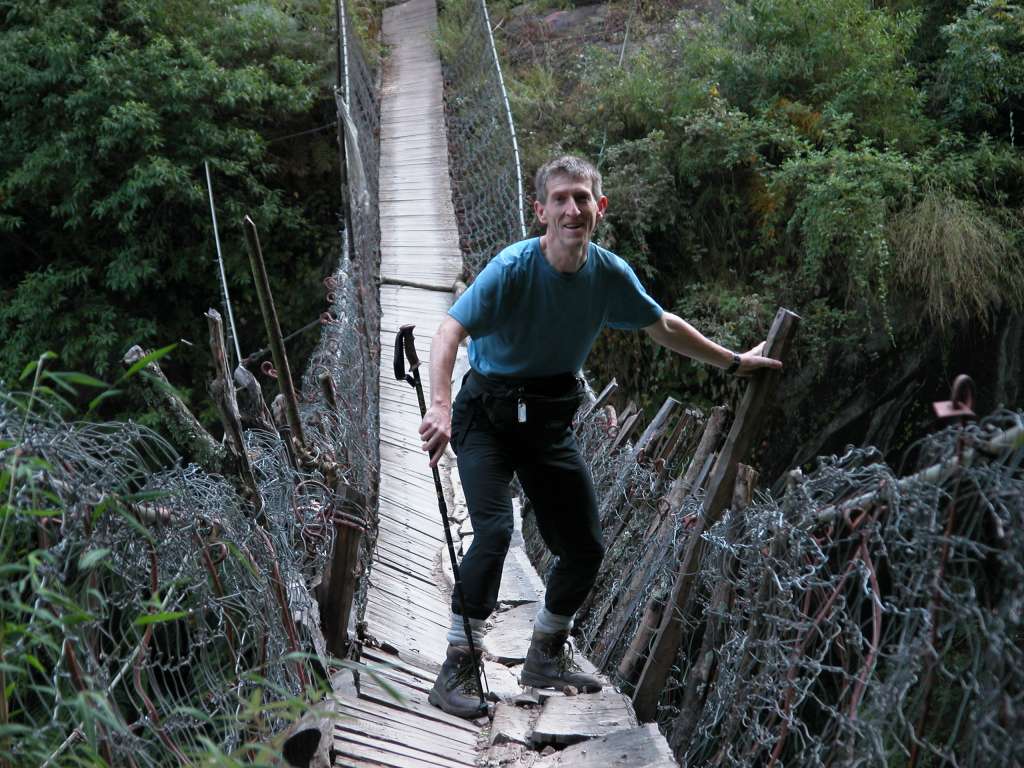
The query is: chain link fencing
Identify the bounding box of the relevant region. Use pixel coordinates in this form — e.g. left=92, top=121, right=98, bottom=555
left=439, top=0, right=527, bottom=280
left=558, top=402, right=1024, bottom=767
left=0, top=0, right=383, bottom=763
left=0, top=389, right=328, bottom=766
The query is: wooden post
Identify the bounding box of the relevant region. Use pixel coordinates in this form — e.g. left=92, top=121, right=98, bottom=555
left=320, top=484, right=365, bottom=656
left=632, top=307, right=799, bottom=723
left=634, top=397, right=682, bottom=464
left=207, top=310, right=263, bottom=517
left=577, top=378, right=618, bottom=424
left=122, top=345, right=228, bottom=474
left=617, top=591, right=668, bottom=687
left=242, top=215, right=307, bottom=450
left=663, top=406, right=730, bottom=514
left=670, top=464, right=758, bottom=753
left=653, top=408, right=697, bottom=465
left=611, top=410, right=644, bottom=453
left=233, top=363, right=275, bottom=432
left=588, top=409, right=722, bottom=650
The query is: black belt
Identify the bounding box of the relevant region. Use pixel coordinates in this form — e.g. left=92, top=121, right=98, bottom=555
left=468, top=369, right=582, bottom=398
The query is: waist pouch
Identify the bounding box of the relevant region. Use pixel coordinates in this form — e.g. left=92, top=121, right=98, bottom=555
left=470, top=370, right=584, bottom=432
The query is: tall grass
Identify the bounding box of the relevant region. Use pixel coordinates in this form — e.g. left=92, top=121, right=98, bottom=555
left=888, top=191, right=1024, bottom=330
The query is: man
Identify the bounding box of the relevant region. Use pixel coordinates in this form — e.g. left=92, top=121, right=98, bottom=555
left=420, top=155, right=781, bottom=718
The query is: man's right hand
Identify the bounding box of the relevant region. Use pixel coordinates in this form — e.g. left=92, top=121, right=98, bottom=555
left=419, top=403, right=452, bottom=468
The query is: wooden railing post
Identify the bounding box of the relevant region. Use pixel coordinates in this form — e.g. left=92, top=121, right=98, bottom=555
left=320, top=483, right=365, bottom=657
left=631, top=307, right=800, bottom=722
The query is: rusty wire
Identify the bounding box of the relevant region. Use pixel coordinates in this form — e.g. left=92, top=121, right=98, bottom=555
left=0, top=390, right=333, bottom=766
left=569, top=405, right=1024, bottom=766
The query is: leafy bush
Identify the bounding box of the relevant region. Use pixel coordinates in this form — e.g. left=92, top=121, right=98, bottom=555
left=484, top=0, right=1024, bottom=461
left=937, top=0, right=1024, bottom=135
left=0, top=0, right=339, bottom=390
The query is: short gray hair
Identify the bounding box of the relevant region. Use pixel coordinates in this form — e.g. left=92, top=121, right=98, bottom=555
left=534, top=155, right=603, bottom=203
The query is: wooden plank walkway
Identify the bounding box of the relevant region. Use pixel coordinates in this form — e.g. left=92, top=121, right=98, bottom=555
left=330, top=2, right=679, bottom=766
left=332, top=1, right=479, bottom=765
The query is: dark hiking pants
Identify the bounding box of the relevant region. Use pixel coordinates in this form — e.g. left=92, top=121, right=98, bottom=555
left=449, top=370, right=604, bottom=621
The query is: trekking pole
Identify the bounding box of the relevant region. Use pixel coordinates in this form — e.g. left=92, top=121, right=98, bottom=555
left=393, top=324, right=487, bottom=708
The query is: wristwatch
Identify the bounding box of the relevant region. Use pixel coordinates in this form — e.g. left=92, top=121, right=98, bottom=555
left=725, top=352, right=741, bottom=375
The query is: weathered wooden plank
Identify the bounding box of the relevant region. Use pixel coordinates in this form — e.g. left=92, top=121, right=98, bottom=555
left=529, top=691, right=639, bottom=747
left=531, top=723, right=677, bottom=767
left=362, top=647, right=438, bottom=682
left=352, top=0, right=483, bottom=759
left=333, top=697, right=477, bottom=747
left=359, top=675, right=481, bottom=734
left=335, top=722, right=477, bottom=766
left=333, top=738, right=466, bottom=768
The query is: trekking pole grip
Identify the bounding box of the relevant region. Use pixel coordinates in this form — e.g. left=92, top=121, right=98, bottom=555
left=393, top=324, right=419, bottom=381
left=399, top=324, right=420, bottom=371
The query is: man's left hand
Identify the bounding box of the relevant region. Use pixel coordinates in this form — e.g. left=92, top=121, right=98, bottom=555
left=734, top=341, right=783, bottom=376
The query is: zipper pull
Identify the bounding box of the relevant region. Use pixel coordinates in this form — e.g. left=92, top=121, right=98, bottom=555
left=517, top=397, right=527, bottom=424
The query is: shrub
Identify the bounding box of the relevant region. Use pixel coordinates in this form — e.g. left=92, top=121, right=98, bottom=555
left=937, top=0, right=1024, bottom=136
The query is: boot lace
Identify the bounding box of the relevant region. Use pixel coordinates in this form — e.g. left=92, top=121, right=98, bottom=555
left=448, top=654, right=481, bottom=695
left=550, top=637, right=581, bottom=673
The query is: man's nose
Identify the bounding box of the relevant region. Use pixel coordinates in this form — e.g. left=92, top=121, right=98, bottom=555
left=565, top=198, right=580, bottom=216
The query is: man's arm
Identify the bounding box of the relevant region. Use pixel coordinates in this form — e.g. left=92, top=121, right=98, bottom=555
left=643, top=311, right=782, bottom=375
left=419, top=315, right=469, bottom=467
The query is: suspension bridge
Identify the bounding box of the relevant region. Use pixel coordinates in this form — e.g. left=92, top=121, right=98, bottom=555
left=3, top=1, right=1021, bottom=766
left=329, top=1, right=675, bottom=765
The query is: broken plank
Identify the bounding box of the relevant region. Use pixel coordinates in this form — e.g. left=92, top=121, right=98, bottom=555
left=531, top=723, right=676, bottom=767
left=529, top=691, right=639, bottom=748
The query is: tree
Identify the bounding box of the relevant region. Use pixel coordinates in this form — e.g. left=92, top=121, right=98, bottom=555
left=0, top=0, right=340, bottom=394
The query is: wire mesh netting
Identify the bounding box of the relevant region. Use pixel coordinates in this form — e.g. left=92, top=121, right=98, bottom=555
left=0, top=390, right=328, bottom=766
left=439, top=0, right=526, bottom=280
left=0, top=1, right=382, bottom=764
left=561, top=402, right=1024, bottom=767
left=321, top=0, right=382, bottom=633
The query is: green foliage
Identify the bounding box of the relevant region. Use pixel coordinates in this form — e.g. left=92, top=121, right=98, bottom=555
left=0, top=0, right=339, bottom=389
left=0, top=364, right=385, bottom=765
left=937, top=0, right=1024, bottom=134
left=770, top=144, right=915, bottom=324
left=486, top=0, right=1024, bottom=444
left=888, top=191, right=1024, bottom=329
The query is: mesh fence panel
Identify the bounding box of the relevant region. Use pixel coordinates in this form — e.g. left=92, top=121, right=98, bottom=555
left=440, top=0, right=526, bottom=280
left=0, top=2, right=382, bottom=763
left=0, top=393, right=325, bottom=766
left=567, top=405, right=1024, bottom=767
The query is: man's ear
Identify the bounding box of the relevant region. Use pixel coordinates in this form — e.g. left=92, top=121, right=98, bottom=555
left=533, top=198, right=548, bottom=225
left=596, top=195, right=608, bottom=220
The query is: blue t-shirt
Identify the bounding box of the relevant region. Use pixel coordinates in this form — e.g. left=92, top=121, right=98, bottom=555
left=448, top=238, right=663, bottom=377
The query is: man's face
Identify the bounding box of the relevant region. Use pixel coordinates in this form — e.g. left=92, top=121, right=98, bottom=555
left=533, top=173, right=608, bottom=249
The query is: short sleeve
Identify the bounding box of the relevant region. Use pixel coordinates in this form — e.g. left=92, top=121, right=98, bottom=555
left=606, top=259, right=664, bottom=330
left=448, top=257, right=505, bottom=338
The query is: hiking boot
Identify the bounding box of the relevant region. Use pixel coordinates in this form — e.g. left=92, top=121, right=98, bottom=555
left=428, top=644, right=488, bottom=719
left=520, top=629, right=603, bottom=692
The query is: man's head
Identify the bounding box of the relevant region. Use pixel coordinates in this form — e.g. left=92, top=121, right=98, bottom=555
left=533, top=155, right=608, bottom=254
left=534, top=155, right=602, bottom=203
